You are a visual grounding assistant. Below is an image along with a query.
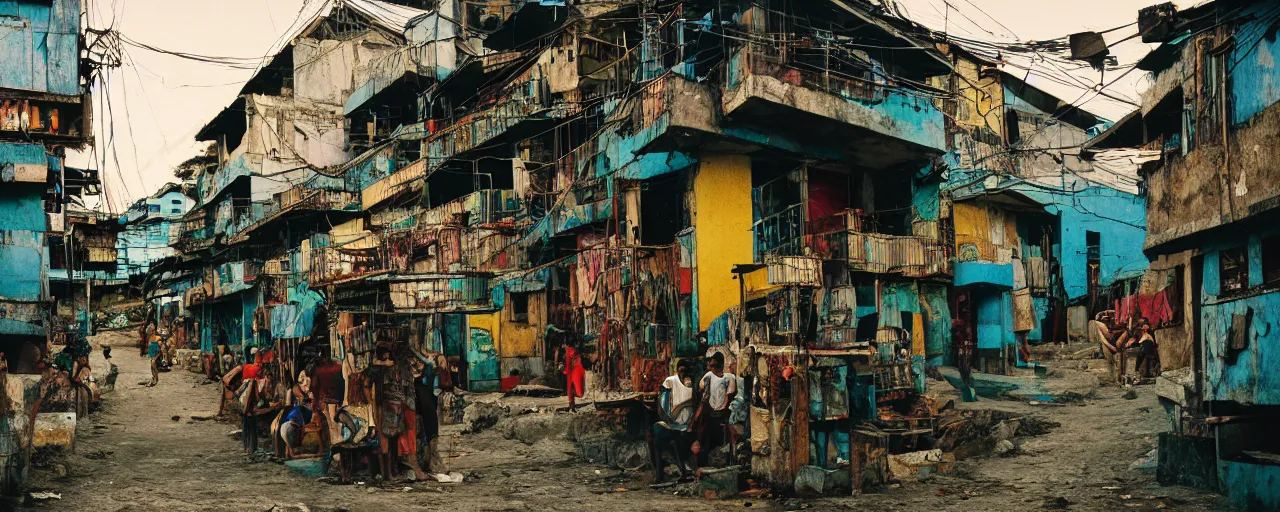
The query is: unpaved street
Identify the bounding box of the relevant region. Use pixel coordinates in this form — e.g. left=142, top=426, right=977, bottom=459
left=23, top=331, right=1229, bottom=511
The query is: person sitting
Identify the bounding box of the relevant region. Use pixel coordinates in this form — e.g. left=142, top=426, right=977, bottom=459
left=1089, top=310, right=1131, bottom=382
left=1133, top=318, right=1161, bottom=381
left=279, top=404, right=314, bottom=459
left=649, top=360, right=697, bottom=484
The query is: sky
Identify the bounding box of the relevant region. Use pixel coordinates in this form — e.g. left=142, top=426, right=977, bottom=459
left=71, top=0, right=1181, bottom=212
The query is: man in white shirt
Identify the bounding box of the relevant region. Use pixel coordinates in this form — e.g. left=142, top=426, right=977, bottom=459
left=695, top=354, right=738, bottom=466
left=649, top=360, right=696, bottom=484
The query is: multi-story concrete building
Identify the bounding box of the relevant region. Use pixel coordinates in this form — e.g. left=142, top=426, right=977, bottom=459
left=0, top=0, right=97, bottom=493
left=1089, top=1, right=1280, bottom=509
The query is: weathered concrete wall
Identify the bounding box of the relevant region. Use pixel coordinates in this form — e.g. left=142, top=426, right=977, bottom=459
left=293, top=34, right=400, bottom=108
left=723, top=73, right=945, bottom=153
left=1143, top=251, right=1195, bottom=372
left=1146, top=100, right=1280, bottom=251
left=498, top=290, right=544, bottom=359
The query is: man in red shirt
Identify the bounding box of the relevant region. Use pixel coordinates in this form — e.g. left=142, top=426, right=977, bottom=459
left=309, top=349, right=345, bottom=450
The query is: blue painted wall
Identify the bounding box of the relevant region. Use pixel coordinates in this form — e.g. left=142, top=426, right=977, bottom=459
left=1019, top=184, right=1148, bottom=300
left=1198, top=227, right=1280, bottom=406
left=1230, top=2, right=1280, bottom=125
left=1218, top=460, right=1280, bottom=511
left=0, top=143, right=52, bottom=336
left=0, top=0, right=81, bottom=96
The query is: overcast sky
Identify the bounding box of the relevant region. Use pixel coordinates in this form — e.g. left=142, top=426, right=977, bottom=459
left=71, top=0, right=1179, bottom=212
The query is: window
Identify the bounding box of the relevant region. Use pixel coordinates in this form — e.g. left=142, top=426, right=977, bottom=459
left=171, top=209, right=182, bottom=214
left=1263, top=235, right=1280, bottom=286
left=1086, top=231, right=1101, bottom=264
left=148, top=204, right=161, bottom=213
left=171, top=199, right=182, bottom=205
left=1220, top=246, right=1249, bottom=295
left=510, top=292, right=530, bottom=323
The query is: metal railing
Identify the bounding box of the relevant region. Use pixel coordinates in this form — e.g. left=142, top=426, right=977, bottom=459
left=758, top=207, right=952, bottom=276
left=726, top=41, right=888, bottom=104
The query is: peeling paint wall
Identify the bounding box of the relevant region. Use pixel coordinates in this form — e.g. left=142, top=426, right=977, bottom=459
left=0, top=0, right=81, bottom=96
left=1146, top=100, right=1280, bottom=250
left=1198, top=228, right=1280, bottom=406
left=1142, top=251, right=1195, bottom=372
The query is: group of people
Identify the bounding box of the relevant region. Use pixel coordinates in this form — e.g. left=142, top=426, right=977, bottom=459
left=647, top=353, right=743, bottom=484
left=210, top=342, right=447, bottom=483
left=1089, top=309, right=1161, bottom=383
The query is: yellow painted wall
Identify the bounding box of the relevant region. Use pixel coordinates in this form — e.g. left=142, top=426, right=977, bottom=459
left=693, top=154, right=755, bottom=330
left=947, top=51, right=1004, bottom=137
left=953, top=202, right=990, bottom=240
left=743, top=267, right=777, bottom=299
left=498, top=291, right=544, bottom=358
left=468, top=313, right=500, bottom=344
left=954, top=201, right=1023, bottom=263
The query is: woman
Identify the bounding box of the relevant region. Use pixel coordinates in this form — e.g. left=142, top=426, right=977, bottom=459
left=560, top=335, right=586, bottom=412
left=371, top=344, right=427, bottom=480
left=146, top=326, right=162, bottom=387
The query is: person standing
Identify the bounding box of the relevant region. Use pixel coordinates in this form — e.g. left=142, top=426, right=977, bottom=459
left=309, top=349, right=344, bottom=449
left=695, top=354, right=738, bottom=465
left=101, top=346, right=118, bottom=393
left=413, top=358, right=442, bottom=473
left=561, top=335, right=586, bottom=412
left=146, top=326, right=162, bottom=387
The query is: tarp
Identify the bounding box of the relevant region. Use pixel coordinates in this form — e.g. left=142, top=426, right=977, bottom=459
left=270, top=304, right=316, bottom=340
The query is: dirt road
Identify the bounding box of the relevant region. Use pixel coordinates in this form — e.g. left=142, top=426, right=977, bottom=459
left=23, top=331, right=1230, bottom=511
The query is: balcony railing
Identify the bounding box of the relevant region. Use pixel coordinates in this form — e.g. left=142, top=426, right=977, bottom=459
left=727, top=41, right=888, bottom=105
left=722, top=42, right=944, bottom=151
left=226, top=189, right=359, bottom=242
left=425, top=76, right=552, bottom=168
left=758, top=207, right=952, bottom=277
left=309, top=246, right=381, bottom=286
left=388, top=275, right=492, bottom=312
left=419, top=189, right=522, bottom=227
left=818, top=230, right=952, bottom=277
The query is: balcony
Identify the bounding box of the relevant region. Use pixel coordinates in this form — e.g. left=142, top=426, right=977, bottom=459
left=418, top=189, right=522, bottom=227
left=199, top=260, right=260, bottom=300
left=722, top=45, right=945, bottom=169
left=309, top=245, right=382, bottom=286
left=628, top=74, right=722, bottom=155
left=225, top=189, right=360, bottom=244
left=813, top=229, right=952, bottom=277
left=424, top=75, right=565, bottom=170
left=198, top=153, right=259, bottom=205
left=757, top=207, right=952, bottom=278
left=382, top=274, right=493, bottom=313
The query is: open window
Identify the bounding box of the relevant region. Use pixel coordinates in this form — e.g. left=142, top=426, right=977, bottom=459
left=1220, top=246, right=1249, bottom=295
left=510, top=292, right=530, bottom=324
left=1086, top=231, right=1101, bottom=264
left=1262, top=235, right=1280, bottom=286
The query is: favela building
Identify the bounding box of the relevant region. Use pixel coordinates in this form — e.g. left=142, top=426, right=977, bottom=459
left=28, top=0, right=1270, bottom=509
